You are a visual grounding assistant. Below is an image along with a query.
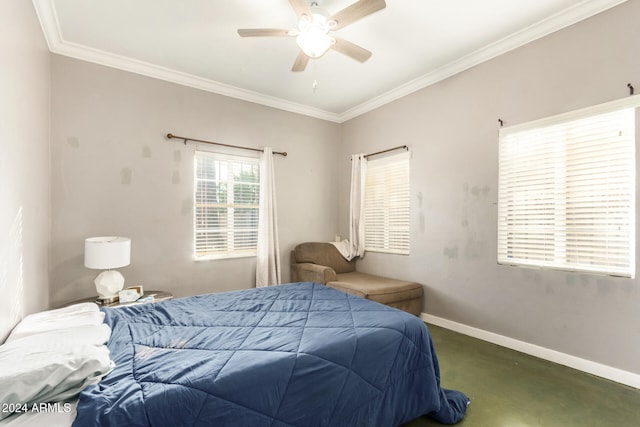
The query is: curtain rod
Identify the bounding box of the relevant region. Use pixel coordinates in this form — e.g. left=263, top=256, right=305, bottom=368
left=363, top=145, right=409, bottom=158
left=166, top=133, right=287, bottom=157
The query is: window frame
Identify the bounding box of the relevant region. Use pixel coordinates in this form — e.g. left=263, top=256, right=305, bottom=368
left=193, top=150, right=260, bottom=261
left=497, top=96, right=639, bottom=277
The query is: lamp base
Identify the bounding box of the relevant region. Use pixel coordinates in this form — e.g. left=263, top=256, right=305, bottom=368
left=94, top=269, right=125, bottom=302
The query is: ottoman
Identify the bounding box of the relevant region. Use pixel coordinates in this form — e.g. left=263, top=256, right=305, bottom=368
left=327, top=272, right=424, bottom=316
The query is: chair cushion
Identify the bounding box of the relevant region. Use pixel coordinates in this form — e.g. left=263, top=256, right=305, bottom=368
left=293, top=242, right=355, bottom=274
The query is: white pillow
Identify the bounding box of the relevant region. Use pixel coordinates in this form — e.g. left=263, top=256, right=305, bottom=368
left=0, top=341, right=114, bottom=420
left=0, top=304, right=114, bottom=420
left=6, top=324, right=111, bottom=349
left=6, top=303, right=105, bottom=342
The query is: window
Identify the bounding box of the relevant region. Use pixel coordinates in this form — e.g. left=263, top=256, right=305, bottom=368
left=364, top=151, right=410, bottom=254
left=194, top=151, right=260, bottom=259
left=498, top=99, right=637, bottom=277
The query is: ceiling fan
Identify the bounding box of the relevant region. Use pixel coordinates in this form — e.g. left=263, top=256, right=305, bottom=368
left=237, top=0, right=386, bottom=72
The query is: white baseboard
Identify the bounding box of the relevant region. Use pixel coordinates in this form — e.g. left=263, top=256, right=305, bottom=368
left=421, top=313, right=640, bottom=389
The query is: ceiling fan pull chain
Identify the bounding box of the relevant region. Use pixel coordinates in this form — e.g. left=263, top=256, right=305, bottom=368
left=312, top=60, right=319, bottom=93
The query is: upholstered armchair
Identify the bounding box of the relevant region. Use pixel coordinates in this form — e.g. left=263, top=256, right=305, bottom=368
left=290, top=242, right=423, bottom=316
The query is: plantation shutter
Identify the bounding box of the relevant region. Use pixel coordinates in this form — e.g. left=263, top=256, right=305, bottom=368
left=194, top=151, right=260, bottom=259
left=364, top=151, right=410, bottom=254
left=498, top=100, right=637, bottom=277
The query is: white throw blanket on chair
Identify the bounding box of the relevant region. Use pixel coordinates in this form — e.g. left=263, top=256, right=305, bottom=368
left=332, top=153, right=367, bottom=261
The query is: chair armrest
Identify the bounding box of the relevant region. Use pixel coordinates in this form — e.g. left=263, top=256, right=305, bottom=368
left=291, top=263, right=337, bottom=284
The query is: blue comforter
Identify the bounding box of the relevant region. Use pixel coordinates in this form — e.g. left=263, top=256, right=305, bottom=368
left=74, top=282, right=468, bottom=426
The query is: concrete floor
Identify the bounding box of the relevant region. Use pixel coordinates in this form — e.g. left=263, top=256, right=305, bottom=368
left=402, top=324, right=640, bottom=426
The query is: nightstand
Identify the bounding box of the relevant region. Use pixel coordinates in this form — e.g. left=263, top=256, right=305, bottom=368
left=68, top=290, right=173, bottom=308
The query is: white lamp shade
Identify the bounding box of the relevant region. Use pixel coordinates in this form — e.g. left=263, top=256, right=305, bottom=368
left=84, top=236, right=131, bottom=269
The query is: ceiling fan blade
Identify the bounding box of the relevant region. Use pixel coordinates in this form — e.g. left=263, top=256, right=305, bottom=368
left=328, top=0, right=386, bottom=31
left=331, top=37, right=372, bottom=62
left=237, top=28, right=293, bottom=37
left=288, top=0, right=312, bottom=19
left=291, top=51, right=310, bottom=72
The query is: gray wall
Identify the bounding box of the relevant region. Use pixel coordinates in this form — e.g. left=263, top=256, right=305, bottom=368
left=338, top=1, right=640, bottom=374
left=0, top=1, right=51, bottom=341
left=50, top=55, right=340, bottom=306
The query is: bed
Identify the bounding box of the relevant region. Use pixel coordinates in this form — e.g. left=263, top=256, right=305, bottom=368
left=2, top=282, right=469, bottom=426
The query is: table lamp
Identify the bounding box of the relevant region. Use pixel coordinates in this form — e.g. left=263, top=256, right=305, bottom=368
left=84, top=236, right=131, bottom=304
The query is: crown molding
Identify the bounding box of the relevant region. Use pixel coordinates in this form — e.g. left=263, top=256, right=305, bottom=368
left=340, top=0, right=629, bottom=121
left=54, top=40, right=344, bottom=123
left=33, top=0, right=628, bottom=124
left=31, top=0, right=342, bottom=123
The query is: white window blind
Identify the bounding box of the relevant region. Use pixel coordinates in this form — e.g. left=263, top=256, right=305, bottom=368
left=498, top=99, right=637, bottom=277
left=364, top=151, right=410, bottom=254
left=194, top=151, right=260, bottom=260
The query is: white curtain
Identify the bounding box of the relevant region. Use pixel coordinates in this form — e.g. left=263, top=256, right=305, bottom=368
left=256, top=147, right=281, bottom=287
left=347, top=153, right=367, bottom=260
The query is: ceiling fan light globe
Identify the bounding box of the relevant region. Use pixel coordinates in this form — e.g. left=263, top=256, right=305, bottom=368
left=296, top=32, right=333, bottom=58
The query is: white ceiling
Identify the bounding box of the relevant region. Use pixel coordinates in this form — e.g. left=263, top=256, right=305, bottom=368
left=34, top=0, right=627, bottom=122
